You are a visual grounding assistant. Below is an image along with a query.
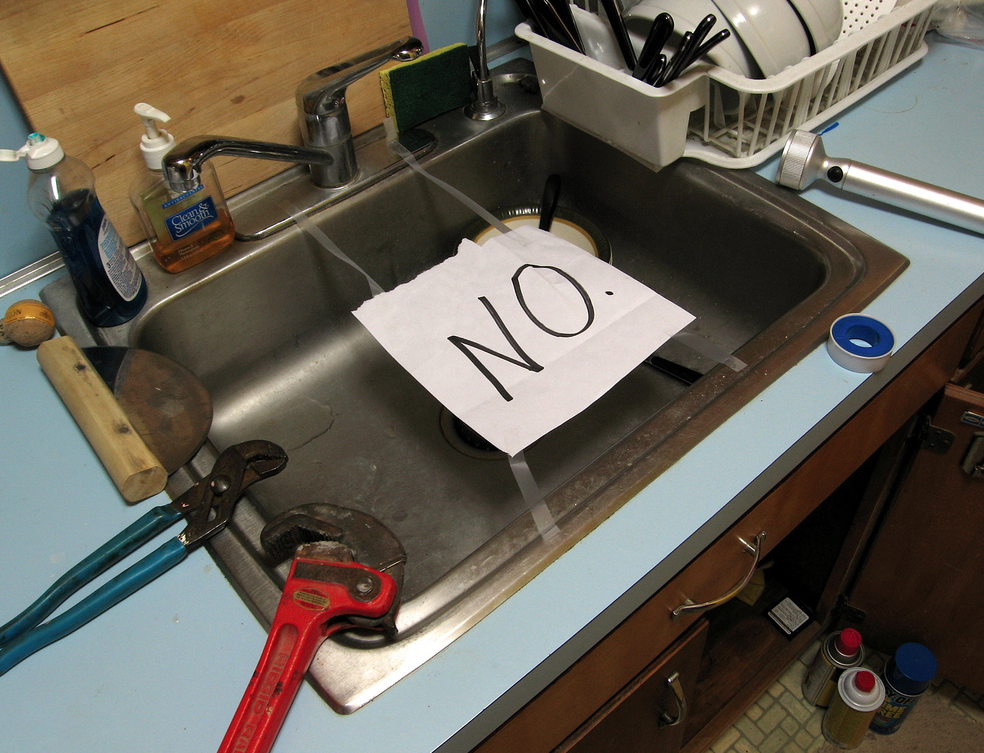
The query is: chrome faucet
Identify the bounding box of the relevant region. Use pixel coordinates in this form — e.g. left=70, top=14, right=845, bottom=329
left=163, top=38, right=423, bottom=193
left=465, top=0, right=505, bottom=121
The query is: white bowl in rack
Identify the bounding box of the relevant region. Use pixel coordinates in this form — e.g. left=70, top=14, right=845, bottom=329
left=710, top=0, right=812, bottom=76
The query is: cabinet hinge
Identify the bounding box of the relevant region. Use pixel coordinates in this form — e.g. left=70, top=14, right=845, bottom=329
left=960, top=432, right=984, bottom=479
left=917, top=416, right=955, bottom=454
left=834, top=594, right=867, bottom=624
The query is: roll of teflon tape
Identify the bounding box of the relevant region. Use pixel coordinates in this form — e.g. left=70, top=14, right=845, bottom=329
left=827, top=314, right=895, bottom=373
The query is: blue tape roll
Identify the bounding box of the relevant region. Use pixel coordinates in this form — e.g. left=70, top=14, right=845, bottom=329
left=827, top=314, right=895, bottom=372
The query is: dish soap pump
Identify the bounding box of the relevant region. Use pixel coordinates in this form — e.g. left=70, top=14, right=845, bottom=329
left=1, top=133, right=148, bottom=327
left=129, top=103, right=234, bottom=273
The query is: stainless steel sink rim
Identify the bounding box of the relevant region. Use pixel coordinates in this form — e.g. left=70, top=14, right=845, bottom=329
left=41, top=63, right=908, bottom=714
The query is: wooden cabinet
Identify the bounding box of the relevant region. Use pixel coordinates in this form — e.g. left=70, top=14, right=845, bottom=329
left=473, top=297, right=984, bottom=753
left=849, top=380, right=984, bottom=693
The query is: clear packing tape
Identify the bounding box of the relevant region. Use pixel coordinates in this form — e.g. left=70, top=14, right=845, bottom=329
left=290, top=208, right=384, bottom=297
left=933, top=0, right=984, bottom=48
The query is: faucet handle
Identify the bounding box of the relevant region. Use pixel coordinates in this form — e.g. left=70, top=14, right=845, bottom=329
left=296, top=37, right=422, bottom=188
left=297, top=37, right=423, bottom=117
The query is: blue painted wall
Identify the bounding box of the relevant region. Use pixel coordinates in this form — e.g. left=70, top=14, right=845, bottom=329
left=0, top=82, right=56, bottom=278
left=415, top=0, right=523, bottom=51
left=0, top=1, right=524, bottom=280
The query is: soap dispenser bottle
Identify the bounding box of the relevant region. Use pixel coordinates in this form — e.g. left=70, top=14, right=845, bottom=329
left=129, top=103, right=235, bottom=273
left=1, top=133, right=148, bottom=327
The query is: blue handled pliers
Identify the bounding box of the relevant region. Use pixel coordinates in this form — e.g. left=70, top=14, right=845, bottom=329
left=0, top=439, right=287, bottom=676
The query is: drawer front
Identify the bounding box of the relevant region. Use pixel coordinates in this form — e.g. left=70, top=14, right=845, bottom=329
left=474, top=524, right=780, bottom=753
left=558, top=619, right=708, bottom=753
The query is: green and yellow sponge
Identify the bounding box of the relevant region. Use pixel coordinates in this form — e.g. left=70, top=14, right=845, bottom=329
left=380, top=43, right=473, bottom=133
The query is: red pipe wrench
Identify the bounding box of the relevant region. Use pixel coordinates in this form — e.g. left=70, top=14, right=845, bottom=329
left=218, top=504, right=405, bottom=753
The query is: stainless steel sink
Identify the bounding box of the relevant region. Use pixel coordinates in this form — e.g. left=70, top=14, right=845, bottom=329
left=43, top=62, right=907, bottom=713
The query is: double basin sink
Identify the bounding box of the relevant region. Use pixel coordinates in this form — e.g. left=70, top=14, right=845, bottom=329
left=43, top=63, right=906, bottom=712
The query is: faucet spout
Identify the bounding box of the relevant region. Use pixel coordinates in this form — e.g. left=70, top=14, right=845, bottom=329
left=162, top=136, right=336, bottom=193
left=465, top=0, right=505, bottom=121
left=297, top=37, right=423, bottom=187
left=162, top=39, right=423, bottom=195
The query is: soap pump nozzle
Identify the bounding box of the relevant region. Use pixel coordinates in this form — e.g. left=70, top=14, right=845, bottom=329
left=134, top=103, right=175, bottom=171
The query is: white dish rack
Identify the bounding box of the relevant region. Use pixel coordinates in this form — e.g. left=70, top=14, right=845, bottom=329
left=515, top=0, right=938, bottom=170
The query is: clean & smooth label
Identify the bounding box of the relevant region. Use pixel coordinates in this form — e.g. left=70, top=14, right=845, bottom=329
left=165, top=195, right=219, bottom=241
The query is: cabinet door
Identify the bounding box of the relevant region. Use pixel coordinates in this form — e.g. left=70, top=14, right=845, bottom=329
left=558, top=620, right=708, bottom=753
left=850, top=384, right=984, bottom=692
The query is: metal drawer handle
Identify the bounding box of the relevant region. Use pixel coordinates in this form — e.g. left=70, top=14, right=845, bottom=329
left=658, top=671, right=687, bottom=728
left=671, top=531, right=766, bottom=619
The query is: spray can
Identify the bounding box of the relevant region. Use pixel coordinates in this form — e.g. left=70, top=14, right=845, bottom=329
left=802, top=628, right=864, bottom=707
left=870, top=642, right=937, bottom=734
left=822, top=668, right=886, bottom=749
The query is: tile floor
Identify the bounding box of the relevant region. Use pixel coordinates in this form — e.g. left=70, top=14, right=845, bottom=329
left=706, top=637, right=984, bottom=753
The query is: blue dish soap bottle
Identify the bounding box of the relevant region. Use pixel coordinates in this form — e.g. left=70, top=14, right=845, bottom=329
left=129, top=103, right=235, bottom=273
left=2, top=133, right=148, bottom=327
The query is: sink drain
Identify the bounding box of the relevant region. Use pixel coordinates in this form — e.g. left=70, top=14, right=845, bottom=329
left=439, top=407, right=506, bottom=460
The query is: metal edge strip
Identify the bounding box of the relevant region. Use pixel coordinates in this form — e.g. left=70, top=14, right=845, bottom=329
left=0, top=252, right=64, bottom=298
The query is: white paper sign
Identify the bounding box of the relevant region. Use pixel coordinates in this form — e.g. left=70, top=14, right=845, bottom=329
left=354, top=226, right=694, bottom=456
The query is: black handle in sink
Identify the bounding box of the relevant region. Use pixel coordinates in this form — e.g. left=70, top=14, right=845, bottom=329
left=539, top=174, right=562, bottom=231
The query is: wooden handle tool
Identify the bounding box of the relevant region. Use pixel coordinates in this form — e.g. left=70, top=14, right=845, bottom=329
left=37, top=336, right=167, bottom=502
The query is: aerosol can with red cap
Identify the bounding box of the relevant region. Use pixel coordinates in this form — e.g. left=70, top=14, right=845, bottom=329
left=823, top=668, right=886, bottom=749
left=802, top=628, right=866, bottom=707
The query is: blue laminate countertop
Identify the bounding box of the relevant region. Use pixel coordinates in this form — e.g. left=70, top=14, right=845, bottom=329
left=2, top=34, right=982, bottom=753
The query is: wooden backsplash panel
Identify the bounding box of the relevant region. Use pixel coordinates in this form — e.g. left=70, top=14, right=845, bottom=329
left=0, top=0, right=413, bottom=245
